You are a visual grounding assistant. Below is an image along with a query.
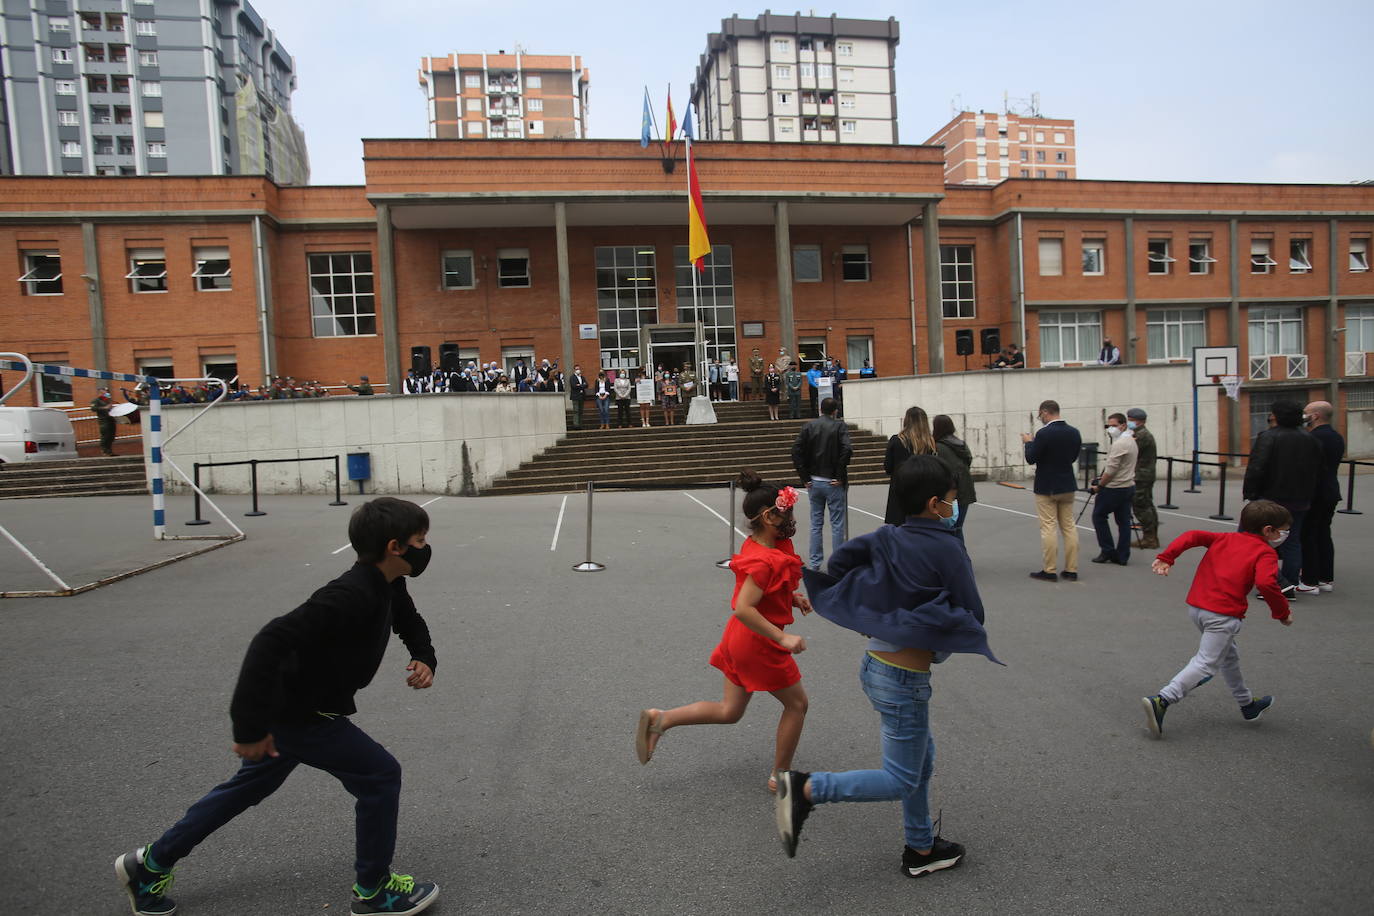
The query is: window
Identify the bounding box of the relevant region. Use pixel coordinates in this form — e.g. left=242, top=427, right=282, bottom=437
left=497, top=248, right=530, bottom=287
left=18, top=252, right=63, bottom=295
left=847, top=335, right=873, bottom=370
left=975, top=127, right=986, bottom=138
left=106, top=13, right=124, bottom=30
left=139, top=51, right=158, bottom=66
left=818, top=63, right=833, bottom=79
left=1082, top=240, right=1104, bottom=275
left=1353, top=239, right=1371, bottom=272
left=1248, top=306, right=1303, bottom=356
left=38, top=364, right=73, bottom=406
left=464, top=74, right=480, bottom=88
left=58, top=111, right=79, bottom=126
left=466, top=121, right=483, bottom=135
left=526, top=97, right=542, bottom=112
left=799, top=37, right=813, bottom=51
left=799, top=62, right=813, bottom=78
left=777, top=118, right=796, bottom=136
left=135, top=357, right=174, bottom=381
left=1018, top=130, right=1027, bottom=141
left=1038, top=311, right=1102, bottom=364
left=1250, top=238, right=1277, bottom=274
left=1147, top=239, right=1175, bottom=275
left=1035, top=169, right=1047, bottom=178
left=141, top=81, right=161, bottom=97
left=674, top=245, right=735, bottom=364
left=144, top=110, right=164, bottom=128
left=125, top=248, right=167, bottom=293
left=939, top=245, right=975, bottom=318
left=88, top=75, right=109, bottom=93
left=441, top=250, right=474, bottom=289
left=774, top=65, right=792, bottom=80
left=94, top=136, right=114, bottom=155
left=837, top=67, right=853, bottom=83
left=841, top=245, right=870, bottom=281
left=61, top=141, right=82, bottom=157
left=135, top=20, right=156, bottom=35
left=1035, top=150, right=1045, bottom=162
left=1021, top=169, right=1030, bottom=177
left=53, top=48, right=73, bottom=63
left=1189, top=239, right=1216, bottom=274
left=1055, top=170, right=1068, bottom=179
left=1289, top=239, right=1312, bottom=273
left=1054, top=132, right=1066, bottom=143
left=1035, top=131, right=1045, bottom=142
left=1019, top=150, right=1028, bottom=162
left=308, top=253, right=376, bottom=337
left=50, top=17, right=70, bottom=31
left=1347, top=305, right=1374, bottom=352
left=1055, top=151, right=1067, bottom=162
left=525, top=75, right=541, bottom=89
left=191, top=246, right=231, bottom=291
left=1146, top=309, right=1205, bottom=361
left=841, top=119, right=856, bottom=134
left=462, top=98, right=481, bottom=112
left=792, top=245, right=821, bottom=282
left=776, top=91, right=792, bottom=106
left=839, top=93, right=855, bottom=109
left=55, top=80, right=77, bottom=95
left=528, top=120, right=543, bottom=134
left=595, top=246, right=659, bottom=369
left=837, top=41, right=853, bottom=56
left=773, top=38, right=791, bottom=53
left=1038, top=238, right=1063, bottom=276
left=146, top=141, right=166, bottom=157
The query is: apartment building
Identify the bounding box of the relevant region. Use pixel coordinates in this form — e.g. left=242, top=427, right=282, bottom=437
left=0, top=0, right=308, bottom=183
left=690, top=12, right=899, bottom=144
left=926, top=110, right=1076, bottom=184
left=418, top=51, right=588, bottom=140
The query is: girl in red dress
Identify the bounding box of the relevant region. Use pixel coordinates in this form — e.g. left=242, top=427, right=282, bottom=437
left=635, top=470, right=813, bottom=790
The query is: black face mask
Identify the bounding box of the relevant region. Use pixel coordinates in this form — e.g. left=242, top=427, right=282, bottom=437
left=400, top=543, right=432, bottom=578
left=773, top=511, right=797, bottom=540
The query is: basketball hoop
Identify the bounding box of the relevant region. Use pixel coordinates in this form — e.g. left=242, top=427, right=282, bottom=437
left=1220, top=374, right=1242, bottom=401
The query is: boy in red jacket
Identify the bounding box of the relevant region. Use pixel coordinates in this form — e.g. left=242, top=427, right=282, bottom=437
left=1142, top=499, right=1294, bottom=738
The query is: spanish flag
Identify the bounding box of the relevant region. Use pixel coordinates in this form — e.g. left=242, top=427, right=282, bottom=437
left=686, top=107, right=711, bottom=272
left=666, top=87, right=677, bottom=140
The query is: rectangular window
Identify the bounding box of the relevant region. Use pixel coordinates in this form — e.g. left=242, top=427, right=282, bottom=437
left=1055, top=151, right=1067, bottom=162
left=837, top=41, right=854, bottom=56
left=1036, top=169, right=1047, bottom=178
left=125, top=248, right=167, bottom=293
left=308, top=252, right=376, bottom=337
left=528, top=121, right=543, bottom=134
left=55, top=80, right=77, bottom=95
left=776, top=91, right=792, bottom=105
left=674, top=244, right=735, bottom=364
left=1147, top=239, right=1174, bottom=275
left=191, top=246, right=231, bottom=291
left=1021, top=169, right=1030, bottom=177
left=841, top=119, right=856, bottom=134
left=138, top=51, right=158, bottom=66
left=467, top=121, right=483, bottom=135
left=1054, top=132, right=1066, bottom=143
left=50, top=17, right=70, bottom=31
left=1038, top=238, right=1063, bottom=276
left=39, top=363, right=73, bottom=406
left=135, top=20, right=156, bottom=35
left=799, top=62, right=813, bottom=78
left=1189, top=239, right=1216, bottom=274
left=596, top=245, right=659, bottom=369
left=1289, top=238, right=1312, bottom=273
left=1019, top=150, right=1028, bottom=162
left=1055, top=170, right=1068, bottom=179
left=526, top=97, right=542, bottom=111
left=94, top=136, right=114, bottom=155
left=841, top=245, right=870, bottom=281
left=464, top=74, right=480, bottom=88
left=141, top=81, right=161, bottom=97
left=525, top=75, right=541, bottom=89
left=792, top=245, right=822, bottom=282
left=1347, top=305, right=1374, bottom=352
left=58, top=111, right=79, bottom=126
left=1250, top=238, right=1276, bottom=274
left=799, top=38, right=813, bottom=51
left=18, top=252, right=64, bottom=295
left=1247, top=306, right=1303, bottom=356
left=497, top=248, right=530, bottom=287
left=1035, top=150, right=1045, bottom=162
left=87, top=75, right=109, bottom=93
left=837, top=67, right=853, bottom=83
left=1352, top=239, right=1370, bottom=272
left=774, top=65, right=792, bottom=80
left=1038, top=311, right=1102, bottom=365
left=465, top=98, right=482, bottom=112
left=777, top=118, right=795, bottom=135
left=1146, top=309, right=1206, bottom=361
left=1018, top=130, right=1027, bottom=141
left=1081, top=240, right=1104, bottom=275
left=773, top=38, right=791, bottom=53
left=146, top=141, right=166, bottom=157
left=818, top=63, right=834, bottom=79
left=839, top=94, right=855, bottom=109
left=441, top=250, right=474, bottom=289
left=939, top=245, right=975, bottom=318
left=1035, top=131, right=1045, bottom=142
left=61, top=141, right=82, bottom=157
left=144, top=110, right=164, bottom=128
left=52, top=48, right=72, bottom=63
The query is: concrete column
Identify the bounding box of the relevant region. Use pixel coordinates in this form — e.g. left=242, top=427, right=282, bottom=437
left=251, top=215, right=276, bottom=383
left=773, top=201, right=796, bottom=358
left=1227, top=217, right=1242, bottom=457
left=922, top=202, right=943, bottom=374
left=555, top=201, right=574, bottom=398
left=1008, top=216, right=1025, bottom=350
left=375, top=203, right=401, bottom=394
left=1327, top=218, right=1340, bottom=407
left=81, top=221, right=107, bottom=371
left=1123, top=217, right=1137, bottom=364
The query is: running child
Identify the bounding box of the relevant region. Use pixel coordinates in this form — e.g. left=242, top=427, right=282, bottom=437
left=635, top=469, right=812, bottom=792
left=114, top=497, right=441, bottom=916
left=775, top=455, right=1000, bottom=878
left=1141, top=499, right=1293, bottom=738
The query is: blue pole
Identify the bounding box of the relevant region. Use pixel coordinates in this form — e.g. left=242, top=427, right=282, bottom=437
left=1191, top=384, right=1201, bottom=487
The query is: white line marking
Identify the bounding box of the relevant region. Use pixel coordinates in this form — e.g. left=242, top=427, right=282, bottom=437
left=550, top=494, right=568, bottom=551
left=683, top=491, right=749, bottom=540
left=1156, top=508, right=1237, bottom=526
left=332, top=495, right=446, bottom=554
left=849, top=505, right=883, bottom=521
left=974, top=500, right=1096, bottom=532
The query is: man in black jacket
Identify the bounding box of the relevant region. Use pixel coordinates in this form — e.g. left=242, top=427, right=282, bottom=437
left=114, top=498, right=441, bottom=916
left=1299, top=400, right=1345, bottom=592
left=1022, top=399, right=1083, bottom=582
left=792, top=397, right=853, bottom=569
left=569, top=364, right=588, bottom=429
left=1244, top=399, right=1323, bottom=592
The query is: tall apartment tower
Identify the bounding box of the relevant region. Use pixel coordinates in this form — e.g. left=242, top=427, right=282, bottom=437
left=689, top=12, right=899, bottom=144
left=925, top=110, right=1076, bottom=184
left=0, top=0, right=308, bottom=183
left=418, top=51, right=589, bottom=140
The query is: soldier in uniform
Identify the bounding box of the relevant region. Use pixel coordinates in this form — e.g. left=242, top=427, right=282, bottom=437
left=1128, top=407, right=1159, bottom=549
left=748, top=347, right=765, bottom=402
left=346, top=375, right=374, bottom=396
left=91, top=387, right=116, bottom=456
left=678, top=364, right=698, bottom=401
left=783, top=361, right=805, bottom=420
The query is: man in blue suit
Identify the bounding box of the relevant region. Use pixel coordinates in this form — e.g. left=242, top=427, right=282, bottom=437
left=1021, top=399, right=1082, bottom=582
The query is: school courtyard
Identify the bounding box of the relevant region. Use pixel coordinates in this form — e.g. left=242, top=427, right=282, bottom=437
left=2, top=478, right=1371, bottom=915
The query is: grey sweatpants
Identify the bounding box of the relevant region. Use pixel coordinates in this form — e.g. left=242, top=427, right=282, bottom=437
left=1159, top=607, right=1253, bottom=706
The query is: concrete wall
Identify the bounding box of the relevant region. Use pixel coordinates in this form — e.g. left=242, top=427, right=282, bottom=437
left=841, top=364, right=1221, bottom=480
left=1349, top=408, right=1374, bottom=458
left=145, top=393, right=565, bottom=495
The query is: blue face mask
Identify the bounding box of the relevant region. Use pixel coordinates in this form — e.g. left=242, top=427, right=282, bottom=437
left=1127, top=420, right=1139, bottom=430
left=941, top=499, right=960, bottom=528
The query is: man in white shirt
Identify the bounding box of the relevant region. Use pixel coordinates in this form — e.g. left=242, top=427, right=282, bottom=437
left=725, top=359, right=740, bottom=401
left=1090, top=412, right=1138, bottom=565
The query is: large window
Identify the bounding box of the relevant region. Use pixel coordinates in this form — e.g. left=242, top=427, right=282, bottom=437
left=308, top=253, right=375, bottom=337
left=1146, top=309, right=1206, bottom=361
left=596, top=245, right=658, bottom=370
left=1037, top=238, right=1063, bottom=276
left=1247, top=306, right=1302, bottom=357
left=792, top=245, right=821, bottom=282
left=675, top=245, right=736, bottom=365
left=1345, top=305, right=1374, bottom=352
left=18, top=252, right=63, bottom=295
left=939, top=245, right=975, bottom=318
left=1038, top=311, right=1102, bottom=365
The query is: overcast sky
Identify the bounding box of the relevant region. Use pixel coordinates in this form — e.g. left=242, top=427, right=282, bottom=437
left=260, top=0, right=1373, bottom=187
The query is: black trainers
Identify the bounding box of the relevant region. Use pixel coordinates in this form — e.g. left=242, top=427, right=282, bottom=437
left=1240, top=696, right=1274, bottom=722
left=774, top=770, right=813, bottom=858
left=1090, top=552, right=1117, bottom=564
left=114, top=846, right=176, bottom=916
left=1142, top=695, right=1168, bottom=738
left=351, top=873, right=439, bottom=916
left=1028, top=570, right=1058, bottom=582
left=1061, top=571, right=1079, bottom=582
left=902, top=837, right=966, bottom=878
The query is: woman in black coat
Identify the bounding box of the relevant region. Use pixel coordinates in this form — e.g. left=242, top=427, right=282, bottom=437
left=883, top=405, right=938, bottom=524
left=933, top=413, right=977, bottom=540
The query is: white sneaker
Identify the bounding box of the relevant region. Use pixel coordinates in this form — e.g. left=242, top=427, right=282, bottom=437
left=1318, top=581, right=1334, bottom=592
left=1295, top=583, right=1320, bottom=595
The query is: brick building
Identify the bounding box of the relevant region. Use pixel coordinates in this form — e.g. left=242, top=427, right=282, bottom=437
left=2, top=139, right=1372, bottom=454
left=925, top=110, right=1076, bottom=185
left=418, top=51, right=589, bottom=140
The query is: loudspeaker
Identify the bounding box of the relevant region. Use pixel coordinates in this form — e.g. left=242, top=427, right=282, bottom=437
left=410, top=345, right=432, bottom=376
left=980, top=328, right=1001, bottom=355
left=954, top=329, right=974, bottom=356
left=439, top=343, right=461, bottom=372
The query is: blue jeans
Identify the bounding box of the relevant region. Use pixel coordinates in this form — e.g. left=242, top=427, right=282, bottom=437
left=596, top=396, right=611, bottom=424
left=151, top=716, right=401, bottom=889
left=808, top=478, right=848, bottom=570
left=1275, top=508, right=1306, bottom=587
left=810, top=655, right=935, bottom=850
left=1092, top=485, right=1134, bottom=562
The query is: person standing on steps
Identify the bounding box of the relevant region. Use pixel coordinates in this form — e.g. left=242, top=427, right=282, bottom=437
left=569, top=365, right=588, bottom=430
left=613, top=372, right=633, bottom=429
left=764, top=365, right=783, bottom=421
left=783, top=362, right=805, bottom=420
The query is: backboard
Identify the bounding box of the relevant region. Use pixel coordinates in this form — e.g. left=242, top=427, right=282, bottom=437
left=1192, top=345, right=1239, bottom=386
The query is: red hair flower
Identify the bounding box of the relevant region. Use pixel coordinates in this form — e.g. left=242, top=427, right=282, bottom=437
left=775, top=486, right=798, bottom=511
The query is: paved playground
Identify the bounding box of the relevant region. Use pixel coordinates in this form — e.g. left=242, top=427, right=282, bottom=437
left=2, top=478, right=1372, bottom=915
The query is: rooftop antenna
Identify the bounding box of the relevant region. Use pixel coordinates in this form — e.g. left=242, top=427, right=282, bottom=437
left=950, top=94, right=964, bottom=117
left=1004, top=90, right=1042, bottom=118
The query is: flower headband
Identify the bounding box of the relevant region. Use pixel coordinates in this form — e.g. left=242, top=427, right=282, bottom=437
left=774, top=486, right=799, bottom=511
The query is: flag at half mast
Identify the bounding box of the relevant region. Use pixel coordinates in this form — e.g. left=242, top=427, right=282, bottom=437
left=684, top=105, right=711, bottom=272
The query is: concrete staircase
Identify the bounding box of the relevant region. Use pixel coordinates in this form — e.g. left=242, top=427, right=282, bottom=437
left=0, top=456, right=147, bottom=499
left=485, top=400, right=890, bottom=496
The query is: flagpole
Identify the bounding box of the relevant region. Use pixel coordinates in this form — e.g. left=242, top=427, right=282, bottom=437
left=687, top=134, right=703, bottom=381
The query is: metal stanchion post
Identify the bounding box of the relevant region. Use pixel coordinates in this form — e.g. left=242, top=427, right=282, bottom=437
left=1158, top=456, right=1178, bottom=509
left=185, top=461, right=210, bottom=525
left=715, top=479, right=736, bottom=569
left=1184, top=450, right=1201, bottom=494
left=245, top=459, right=267, bottom=517
left=1338, top=460, right=1362, bottom=515
left=329, top=455, right=348, bottom=507
left=1208, top=462, right=1233, bottom=521
left=572, top=480, right=605, bottom=572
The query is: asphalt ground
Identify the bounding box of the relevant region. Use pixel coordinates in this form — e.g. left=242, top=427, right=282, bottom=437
left=1, top=479, right=1372, bottom=915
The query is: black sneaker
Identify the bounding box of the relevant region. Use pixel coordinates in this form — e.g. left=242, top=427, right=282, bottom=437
left=1240, top=696, right=1273, bottom=722
left=774, top=769, right=813, bottom=858
left=1028, top=570, right=1058, bottom=583
left=1060, top=571, right=1079, bottom=582
left=902, top=837, right=965, bottom=878
left=114, top=846, right=176, bottom=916
left=1090, top=552, right=1117, bottom=564
left=351, top=873, right=439, bottom=916
left=1142, top=695, right=1168, bottom=738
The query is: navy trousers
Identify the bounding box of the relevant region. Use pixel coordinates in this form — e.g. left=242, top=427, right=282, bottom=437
left=1092, top=485, right=1135, bottom=562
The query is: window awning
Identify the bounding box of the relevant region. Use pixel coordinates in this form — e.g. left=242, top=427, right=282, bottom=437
left=18, top=259, right=62, bottom=283
left=191, top=259, right=231, bottom=278
left=125, top=261, right=168, bottom=280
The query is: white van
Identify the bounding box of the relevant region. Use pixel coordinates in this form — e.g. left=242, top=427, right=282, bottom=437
left=0, top=406, right=79, bottom=463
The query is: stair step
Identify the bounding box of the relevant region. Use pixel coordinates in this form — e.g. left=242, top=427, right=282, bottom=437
left=0, top=480, right=148, bottom=499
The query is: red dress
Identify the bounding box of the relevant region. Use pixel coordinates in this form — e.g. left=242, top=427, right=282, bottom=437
left=709, top=536, right=804, bottom=692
